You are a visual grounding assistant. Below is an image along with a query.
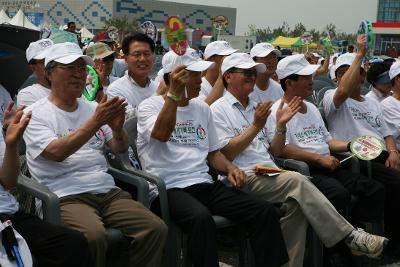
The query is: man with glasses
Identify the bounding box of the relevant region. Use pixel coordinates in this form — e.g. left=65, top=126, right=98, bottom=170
left=17, top=39, right=54, bottom=107
left=250, top=43, right=284, bottom=104
left=107, top=33, right=157, bottom=119
left=23, top=42, right=167, bottom=267
left=323, top=36, right=400, bottom=256
left=211, top=52, right=388, bottom=267
left=137, top=48, right=289, bottom=267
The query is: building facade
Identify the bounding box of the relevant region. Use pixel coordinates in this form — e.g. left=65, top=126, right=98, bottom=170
left=1, top=0, right=236, bottom=44
left=373, top=0, right=400, bottom=56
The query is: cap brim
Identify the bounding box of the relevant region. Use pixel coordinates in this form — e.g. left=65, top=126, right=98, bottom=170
left=93, top=50, right=115, bottom=60
left=55, top=54, right=94, bottom=66
left=236, top=62, right=266, bottom=74
left=295, top=64, right=320, bottom=76
left=186, top=61, right=215, bottom=72
left=254, top=49, right=281, bottom=58
left=375, top=71, right=391, bottom=85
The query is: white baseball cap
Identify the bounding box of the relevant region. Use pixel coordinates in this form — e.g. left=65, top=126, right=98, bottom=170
left=276, top=54, right=319, bottom=80
left=26, top=39, right=54, bottom=63
left=162, top=48, right=215, bottom=74
left=389, top=61, right=400, bottom=81
left=45, top=42, right=94, bottom=67
left=204, top=41, right=237, bottom=60
left=250, top=43, right=281, bottom=58
left=332, top=52, right=365, bottom=74
left=312, top=52, right=321, bottom=58
left=221, top=52, right=266, bottom=75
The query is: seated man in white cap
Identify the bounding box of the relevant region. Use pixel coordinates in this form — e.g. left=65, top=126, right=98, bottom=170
left=0, top=105, right=93, bottom=267
left=323, top=36, right=400, bottom=256
left=199, top=40, right=237, bottom=105
left=17, top=39, right=54, bottom=107
left=137, top=47, right=289, bottom=267
left=266, top=53, right=384, bottom=237
left=107, top=33, right=157, bottom=119
left=23, top=42, right=167, bottom=267
left=250, top=43, right=284, bottom=103
left=210, top=52, right=388, bottom=266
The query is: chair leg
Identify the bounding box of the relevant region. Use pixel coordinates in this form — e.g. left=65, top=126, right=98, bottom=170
left=305, top=227, right=324, bottom=267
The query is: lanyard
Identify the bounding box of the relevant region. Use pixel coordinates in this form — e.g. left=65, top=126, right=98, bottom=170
left=233, top=103, right=274, bottom=160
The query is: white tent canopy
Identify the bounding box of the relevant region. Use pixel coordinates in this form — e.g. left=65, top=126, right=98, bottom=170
left=0, top=9, right=10, bottom=24
left=9, top=9, right=39, bottom=31
left=79, top=26, right=94, bottom=39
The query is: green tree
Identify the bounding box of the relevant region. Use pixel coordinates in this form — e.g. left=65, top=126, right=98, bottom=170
left=104, top=15, right=139, bottom=43
left=324, top=23, right=337, bottom=39
left=247, top=24, right=274, bottom=42
left=291, top=22, right=306, bottom=37
left=273, top=21, right=291, bottom=37
left=310, top=28, right=320, bottom=42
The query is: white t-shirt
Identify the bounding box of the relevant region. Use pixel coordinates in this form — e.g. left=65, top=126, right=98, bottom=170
left=323, top=88, right=391, bottom=142
left=0, top=84, right=12, bottom=124
left=381, top=96, right=400, bottom=149
left=249, top=79, right=284, bottom=104
left=210, top=92, right=278, bottom=172
left=106, top=74, right=156, bottom=117
left=365, top=87, right=389, bottom=103
left=0, top=123, right=19, bottom=214
left=137, top=96, right=219, bottom=193
left=111, top=58, right=128, bottom=78
left=102, top=75, right=119, bottom=93
left=198, top=77, right=226, bottom=101
left=267, top=100, right=331, bottom=156
left=23, top=98, right=116, bottom=198
left=17, top=83, right=51, bottom=107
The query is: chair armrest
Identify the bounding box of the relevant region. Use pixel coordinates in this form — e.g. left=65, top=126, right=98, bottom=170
left=274, top=157, right=310, bottom=176
left=107, top=167, right=150, bottom=208
left=16, top=175, right=60, bottom=225
left=115, top=165, right=171, bottom=227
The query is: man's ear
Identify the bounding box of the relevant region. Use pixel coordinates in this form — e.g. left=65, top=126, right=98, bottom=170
left=29, top=64, right=36, bottom=73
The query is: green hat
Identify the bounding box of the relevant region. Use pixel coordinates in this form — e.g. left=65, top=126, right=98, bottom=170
left=85, top=42, right=115, bottom=60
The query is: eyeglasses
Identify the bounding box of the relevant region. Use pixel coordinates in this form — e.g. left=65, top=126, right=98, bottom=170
left=56, top=63, right=87, bottom=73
left=229, top=69, right=258, bottom=78
left=128, top=51, right=153, bottom=59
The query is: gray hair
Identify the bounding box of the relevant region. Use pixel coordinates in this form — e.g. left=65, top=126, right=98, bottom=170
left=45, top=60, right=60, bottom=73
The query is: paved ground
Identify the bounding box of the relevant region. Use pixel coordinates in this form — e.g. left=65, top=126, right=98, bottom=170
left=217, top=241, right=400, bottom=267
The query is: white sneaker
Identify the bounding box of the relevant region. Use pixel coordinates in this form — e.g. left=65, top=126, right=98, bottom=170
left=345, top=228, right=388, bottom=258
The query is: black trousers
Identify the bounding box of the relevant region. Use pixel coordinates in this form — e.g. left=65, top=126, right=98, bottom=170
left=359, top=152, right=400, bottom=245
left=3, top=211, right=93, bottom=267
left=151, top=181, right=288, bottom=267
left=310, top=164, right=385, bottom=224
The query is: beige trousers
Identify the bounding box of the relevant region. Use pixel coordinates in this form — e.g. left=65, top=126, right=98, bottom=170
left=245, top=171, right=354, bottom=267
left=59, top=188, right=168, bottom=267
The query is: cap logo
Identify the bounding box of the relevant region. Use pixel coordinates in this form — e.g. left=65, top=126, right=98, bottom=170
left=39, top=40, right=53, bottom=48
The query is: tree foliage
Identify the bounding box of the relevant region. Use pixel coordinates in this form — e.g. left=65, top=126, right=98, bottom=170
left=103, top=15, right=139, bottom=43
left=246, top=22, right=356, bottom=46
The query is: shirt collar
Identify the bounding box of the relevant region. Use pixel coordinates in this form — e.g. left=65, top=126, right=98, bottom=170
left=224, top=91, right=257, bottom=111
left=127, top=74, right=150, bottom=88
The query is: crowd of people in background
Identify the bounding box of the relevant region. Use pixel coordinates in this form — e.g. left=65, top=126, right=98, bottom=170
left=2, top=19, right=400, bottom=267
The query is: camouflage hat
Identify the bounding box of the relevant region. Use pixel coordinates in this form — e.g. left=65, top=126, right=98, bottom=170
left=85, top=42, right=115, bottom=60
